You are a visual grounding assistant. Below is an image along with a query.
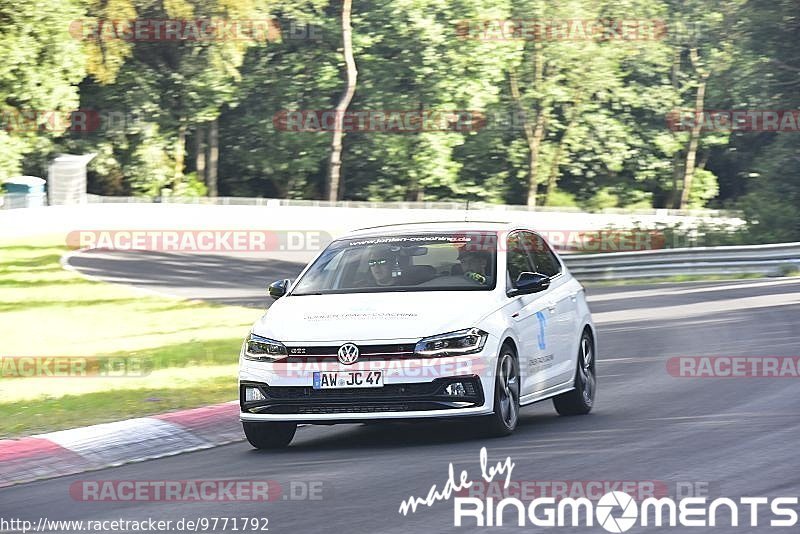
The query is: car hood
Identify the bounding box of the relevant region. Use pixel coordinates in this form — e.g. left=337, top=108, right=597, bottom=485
left=252, top=291, right=501, bottom=343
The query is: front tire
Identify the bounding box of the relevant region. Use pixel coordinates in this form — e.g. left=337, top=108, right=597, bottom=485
left=553, top=330, right=596, bottom=416
left=243, top=422, right=297, bottom=449
left=485, top=346, right=520, bottom=437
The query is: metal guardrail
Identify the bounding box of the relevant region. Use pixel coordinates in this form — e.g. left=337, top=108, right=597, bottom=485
left=562, top=242, right=800, bottom=280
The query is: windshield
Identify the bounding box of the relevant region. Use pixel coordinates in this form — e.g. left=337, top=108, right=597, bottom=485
left=291, top=232, right=498, bottom=295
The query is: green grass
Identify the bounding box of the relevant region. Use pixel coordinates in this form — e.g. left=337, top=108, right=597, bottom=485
left=0, top=241, right=261, bottom=438
left=0, top=376, right=236, bottom=436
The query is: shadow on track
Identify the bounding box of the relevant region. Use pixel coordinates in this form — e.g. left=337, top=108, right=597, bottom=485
left=248, top=408, right=606, bottom=454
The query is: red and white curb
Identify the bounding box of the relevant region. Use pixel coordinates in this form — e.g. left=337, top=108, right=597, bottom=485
left=0, top=401, right=243, bottom=488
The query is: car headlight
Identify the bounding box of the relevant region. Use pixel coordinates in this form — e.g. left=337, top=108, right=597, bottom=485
left=414, top=328, right=488, bottom=357
left=242, top=333, right=288, bottom=361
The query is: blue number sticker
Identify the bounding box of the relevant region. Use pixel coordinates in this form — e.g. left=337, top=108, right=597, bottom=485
left=535, top=311, right=547, bottom=350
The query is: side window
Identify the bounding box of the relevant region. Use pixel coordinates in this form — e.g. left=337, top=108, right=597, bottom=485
left=524, top=232, right=561, bottom=277
left=506, top=232, right=535, bottom=286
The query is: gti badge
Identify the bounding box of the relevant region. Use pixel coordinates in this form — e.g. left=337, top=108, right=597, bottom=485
left=337, top=343, right=360, bottom=365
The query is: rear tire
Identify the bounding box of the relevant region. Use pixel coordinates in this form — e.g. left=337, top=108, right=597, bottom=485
left=243, top=422, right=297, bottom=449
left=485, top=346, right=520, bottom=437
left=553, top=330, right=596, bottom=416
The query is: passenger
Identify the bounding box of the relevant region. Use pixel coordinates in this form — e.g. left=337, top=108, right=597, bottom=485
left=459, top=250, right=491, bottom=285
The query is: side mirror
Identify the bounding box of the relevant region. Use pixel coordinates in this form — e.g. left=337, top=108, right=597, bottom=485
left=268, top=279, right=291, bottom=300
left=507, top=272, right=550, bottom=297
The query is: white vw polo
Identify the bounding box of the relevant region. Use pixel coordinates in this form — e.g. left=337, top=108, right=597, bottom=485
left=239, top=222, right=596, bottom=448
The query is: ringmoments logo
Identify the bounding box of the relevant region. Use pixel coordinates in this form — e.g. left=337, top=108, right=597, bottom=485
left=397, top=448, right=800, bottom=531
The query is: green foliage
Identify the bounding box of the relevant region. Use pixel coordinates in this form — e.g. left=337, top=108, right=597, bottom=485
left=170, top=172, right=208, bottom=197
left=583, top=188, right=620, bottom=211
left=622, top=220, right=749, bottom=248
left=1, top=0, right=797, bottom=243
left=544, top=189, right=579, bottom=208
left=0, top=0, right=86, bottom=179
left=687, top=168, right=719, bottom=209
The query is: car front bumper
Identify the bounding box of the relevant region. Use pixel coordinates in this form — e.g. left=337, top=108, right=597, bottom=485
left=238, top=337, right=499, bottom=423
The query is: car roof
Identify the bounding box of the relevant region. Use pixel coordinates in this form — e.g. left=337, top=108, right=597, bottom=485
left=346, top=220, right=521, bottom=237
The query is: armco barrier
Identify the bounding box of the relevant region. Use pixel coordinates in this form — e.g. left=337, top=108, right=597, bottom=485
left=562, top=242, right=800, bottom=281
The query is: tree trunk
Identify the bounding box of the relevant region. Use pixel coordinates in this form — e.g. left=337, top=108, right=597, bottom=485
left=545, top=138, right=565, bottom=205
left=406, top=174, right=423, bottom=202
left=669, top=153, right=684, bottom=209
left=174, top=122, right=187, bottom=189
left=405, top=103, right=424, bottom=201
left=525, top=115, right=546, bottom=207
left=195, top=124, right=206, bottom=183
left=207, top=118, right=219, bottom=198
left=326, top=0, right=358, bottom=202
left=509, top=45, right=546, bottom=208
left=679, top=48, right=709, bottom=209
left=544, top=95, right=581, bottom=205
left=667, top=48, right=682, bottom=209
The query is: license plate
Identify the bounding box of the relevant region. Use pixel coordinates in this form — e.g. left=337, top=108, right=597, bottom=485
left=313, top=370, right=384, bottom=389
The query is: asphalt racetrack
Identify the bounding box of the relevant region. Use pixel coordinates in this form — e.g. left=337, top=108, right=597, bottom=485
left=3, top=249, right=800, bottom=533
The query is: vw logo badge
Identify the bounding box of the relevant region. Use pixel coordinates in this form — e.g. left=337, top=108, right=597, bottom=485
left=337, top=343, right=359, bottom=365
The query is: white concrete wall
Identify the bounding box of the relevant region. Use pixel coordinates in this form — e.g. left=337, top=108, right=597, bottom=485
left=0, top=202, right=741, bottom=241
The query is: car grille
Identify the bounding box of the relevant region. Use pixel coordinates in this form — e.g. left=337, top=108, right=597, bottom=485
left=269, top=403, right=427, bottom=414
left=284, top=343, right=415, bottom=362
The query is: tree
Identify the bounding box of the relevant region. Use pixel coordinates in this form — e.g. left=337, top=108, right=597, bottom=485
left=498, top=0, right=675, bottom=207
left=0, top=0, right=86, bottom=180
left=733, top=0, right=800, bottom=241
left=326, top=0, right=357, bottom=201
left=338, top=0, right=518, bottom=202
left=2, top=0, right=795, bottom=229
left=661, top=0, right=742, bottom=209
left=71, top=0, right=278, bottom=195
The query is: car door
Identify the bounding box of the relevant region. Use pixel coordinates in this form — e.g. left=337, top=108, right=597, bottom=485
left=523, top=231, right=580, bottom=388
left=503, top=231, right=558, bottom=398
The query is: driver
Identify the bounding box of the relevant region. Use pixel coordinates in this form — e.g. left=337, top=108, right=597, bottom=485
left=459, top=250, right=491, bottom=285
left=367, top=245, right=399, bottom=286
